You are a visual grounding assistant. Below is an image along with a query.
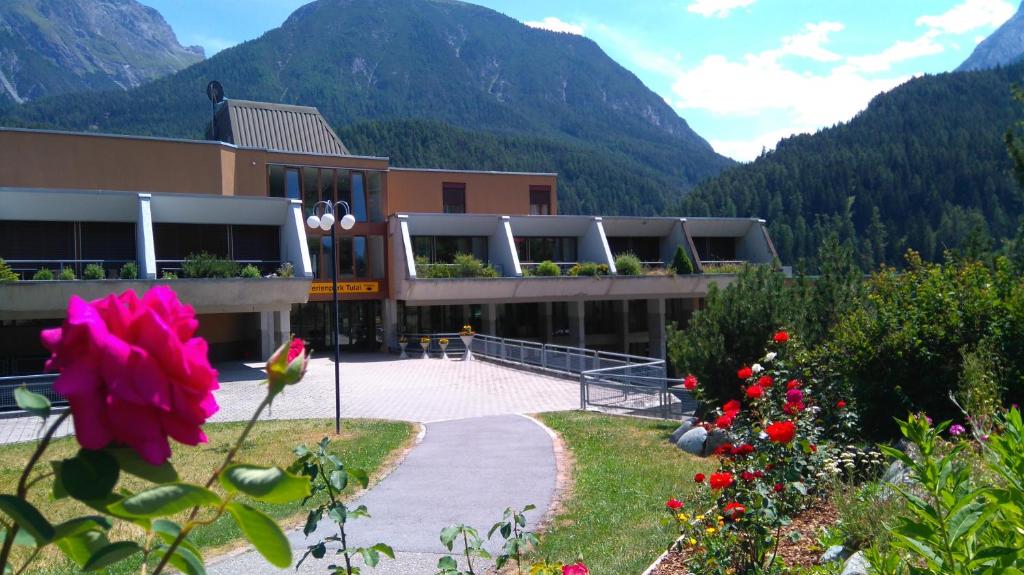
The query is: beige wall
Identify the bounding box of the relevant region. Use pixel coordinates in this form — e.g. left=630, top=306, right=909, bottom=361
left=387, top=169, right=557, bottom=216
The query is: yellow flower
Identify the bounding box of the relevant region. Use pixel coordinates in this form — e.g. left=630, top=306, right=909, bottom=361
left=676, top=513, right=689, bottom=521
left=688, top=537, right=698, bottom=546
left=705, top=527, right=717, bottom=535
left=695, top=514, right=705, bottom=522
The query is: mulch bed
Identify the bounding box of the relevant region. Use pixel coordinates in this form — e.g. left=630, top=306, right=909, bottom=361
left=650, top=500, right=839, bottom=574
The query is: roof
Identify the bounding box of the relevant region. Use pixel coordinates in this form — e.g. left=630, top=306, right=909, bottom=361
left=210, top=99, right=350, bottom=156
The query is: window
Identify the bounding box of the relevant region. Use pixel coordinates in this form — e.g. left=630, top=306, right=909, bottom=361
left=443, top=183, right=466, bottom=214
left=368, top=172, right=383, bottom=221
left=514, top=237, right=577, bottom=263
left=530, top=186, right=551, bottom=215
left=268, top=165, right=285, bottom=197
left=411, top=236, right=488, bottom=263
left=353, top=236, right=367, bottom=277
left=285, top=168, right=301, bottom=200
left=608, top=237, right=660, bottom=262
left=351, top=172, right=367, bottom=221
left=307, top=238, right=321, bottom=279
left=154, top=223, right=229, bottom=259
left=585, top=301, right=616, bottom=335
left=628, top=299, right=648, bottom=333
left=232, top=225, right=280, bottom=262
left=692, top=237, right=737, bottom=261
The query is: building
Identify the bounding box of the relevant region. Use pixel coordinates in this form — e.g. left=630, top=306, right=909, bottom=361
left=0, top=97, right=776, bottom=375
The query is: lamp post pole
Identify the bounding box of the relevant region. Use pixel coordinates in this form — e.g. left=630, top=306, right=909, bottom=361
left=306, top=200, right=355, bottom=436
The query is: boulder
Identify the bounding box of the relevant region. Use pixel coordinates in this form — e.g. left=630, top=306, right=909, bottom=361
left=821, top=545, right=850, bottom=564
left=670, top=417, right=700, bottom=444
left=703, top=429, right=733, bottom=456
left=840, top=551, right=869, bottom=575
left=676, top=427, right=707, bottom=456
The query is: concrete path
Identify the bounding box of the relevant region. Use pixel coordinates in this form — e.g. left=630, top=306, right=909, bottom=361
left=208, top=414, right=557, bottom=575
left=0, top=353, right=581, bottom=444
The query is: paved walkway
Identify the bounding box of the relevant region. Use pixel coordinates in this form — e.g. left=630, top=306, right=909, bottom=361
left=208, top=414, right=557, bottom=574
left=0, top=353, right=581, bottom=444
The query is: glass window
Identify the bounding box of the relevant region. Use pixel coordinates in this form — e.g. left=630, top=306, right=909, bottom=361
left=321, top=236, right=334, bottom=278
left=268, top=165, right=285, bottom=197
left=443, top=184, right=466, bottom=213
left=530, top=187, right=551, bottom=215
left=80, top=222, right=135, bottom=261
left=307, top=238, right=320, bottom=279
left=338, top=237, right=353, bottom=277
left=369, top=236, right=385, bottom=278
left=285, top=168, right=301, bottom=201
left=412, top=236, right=432, bottom=260
left=354, top=236, right=367, bottom=277
left=629, top=300, right=648, bottom=333
left=154, top=223, right=229, bottom=259
left=301, top=167, right=318, bottom=213
left=351, top=172, right=367, bottom=221
left=319, top=169, right=334, bottom=203
left=337, top=169, right=351, bottom=208
left=367, top=172, right=383, bottom=221
left=232, top=225, right=280, bottom=262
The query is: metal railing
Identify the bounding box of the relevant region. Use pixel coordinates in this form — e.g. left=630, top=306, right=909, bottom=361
left=4, top=259, right=135, bottom=280
left=414, top=263, right=504, bottom=279
left=0, top=374, right=63, bottom=413
left=155, top=259, right=283, bottom=277
left=519, top=262, right=578, bottom=275
left=395, top=332, right=695, bottom=419
left=700, top=260, right=750, bottom=274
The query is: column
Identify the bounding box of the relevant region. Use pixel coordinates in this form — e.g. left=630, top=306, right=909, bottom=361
left=273, top=308, right=291, bottom=350
left=614, top=300, right=629, bottom=354
left=647, top=298, right=667, bottom=359
left=482, top=303, right=498, bottom=336
left=136, top=194, right=157, bottom=279
left=258, top=311, right=275, bottom=358
left=541, top=302, right=553, bottom=344
left=568, top=300, right=585, bottom=349
left=383, top=300, right=399, bottom=350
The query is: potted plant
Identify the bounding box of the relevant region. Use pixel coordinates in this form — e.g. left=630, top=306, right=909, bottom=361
left=398, top=335, right=409, bottom=359
left=420, top=336, right=431, bottom=359
left=459, top=324, right=475, bottom=361
left=438, top=337, right=450, bottom=360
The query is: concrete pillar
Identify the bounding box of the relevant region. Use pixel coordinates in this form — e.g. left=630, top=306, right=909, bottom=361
left=614, top=300, right=629, bottom=354
left=541, top=302, right=553, bottom=344
left=482, top=303, right=498, bottom=336
left=568, top=300, right=585, bottom=349
left=136, top=194, right=156, bottom=279
left=383, top=299, right=399, bottom=350
left=647, top=298, right=667, bottom=359
left=283, top=199, right=313, bottom=278
left=259, top=308, right=292, bottom=358
left=274, top=308, right=290, bottom=350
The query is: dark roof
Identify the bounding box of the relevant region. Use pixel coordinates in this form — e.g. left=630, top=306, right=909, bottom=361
left=209, top=99, right=350, bottom=156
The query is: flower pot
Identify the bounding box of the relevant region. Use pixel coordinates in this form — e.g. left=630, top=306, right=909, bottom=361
left=439, top=342, right=449, bottom=360
left=460, top=334, right=474, bottom=361
left=420, top=341, right=430, bottom=359
left=399, top=341, right=408, bottom=359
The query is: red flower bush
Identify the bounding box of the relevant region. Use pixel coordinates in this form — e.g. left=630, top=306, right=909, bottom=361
left=694, top=473, right=706, bottom=483
left=666, top=498, right=683, bottom=510
left=41, top=288, right=219, bottom=464
left=713, top=443, right=734, bottom=455
left=563, top=563, right=589, bottom=575
left=723, top=502, right=746, bottom=519
left=723, top=400, right=742, bottom=416
left=730, top=443, right=755, bottom=457
left=740, top=471, right=756, bottom=482
left=773, top=331, right=790, bottom=343
left=737, top=366, right=753, bottom=379
left=684, top=374, right=699, bottom=390
left=757, top=375, right=774, bottom=387
left=783, top=401, right=805, bottom=415
left=836, top=400, right=847, bottom=409
left=746, top=385, right=764, bottom=399
left=766, top=421, right=797, bottom=443
left=786, top=379, right=801, bottom=390
left=716, top=415, right=734, bottom=429
left=709, top=472, right=734, bottom=490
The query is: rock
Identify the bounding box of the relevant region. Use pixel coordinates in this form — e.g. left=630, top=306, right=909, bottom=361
left=703, top=429, right=733, bottom=456
left=840, top=551, right=869, bottom=575
left=821, top=545, right=850, bottom=564
left=670, top=417, right=699, bottom=444
left=676, top=427, right=707, bottom=456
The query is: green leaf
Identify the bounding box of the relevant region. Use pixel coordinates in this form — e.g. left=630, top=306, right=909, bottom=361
left=14, top=386, right=50, bottom=419
left=226, top=502, right=291, bottom=568
left=60, top=449, right=120, bottom=501
left=440, top=526, right=461, bottom=550
left=218, top=464, right=311, bottom=504
left=53, top=516, right=112, bottom=541
left=437, top=555, right=458, bottom=570
left=107, top=447, right=178, bottom=484
left=56, top=531, right=110, bottom=567
left=329, top=469, right=348, bottom=492
left=108, top=483, right=219, bottom=518
left=0, top=495, right=55, bottom=544
left=371, top=543, right=394, bottom=559
left=347, top=468, right=369, bottom=489
left=303, top=508, right=322, bottom=536
left=152, top=519, right=202, bottom=559
left=83, top=541, right=142, bottom=571
left=328, top=504, right=347, bottom=525
left=157, top=543, right=206, bottom=575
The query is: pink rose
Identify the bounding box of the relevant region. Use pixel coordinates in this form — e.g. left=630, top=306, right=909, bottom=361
left=563, top=563, right=589, bottom=575
left=41, top=287, right=219, bottom=464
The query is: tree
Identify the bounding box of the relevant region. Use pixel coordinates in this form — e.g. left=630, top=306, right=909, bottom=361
left=670, top=245, right=694, bottom=274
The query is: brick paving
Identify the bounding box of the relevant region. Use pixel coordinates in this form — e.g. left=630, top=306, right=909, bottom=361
left=0, top=353, right=582, bottom=444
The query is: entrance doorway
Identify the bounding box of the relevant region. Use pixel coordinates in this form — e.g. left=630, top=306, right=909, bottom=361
left=291, top=301, right=382, bottom=353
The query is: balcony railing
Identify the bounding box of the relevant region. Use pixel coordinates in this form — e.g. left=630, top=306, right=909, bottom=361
left=700, top=260, right=749, bottom=274
left=155, top=259, right=283, bottom=277
left=414, top=262, right=504, bottom=279
left=2, top=259, right=135, bottom=280
left=519, top=261, right=578, bottom=275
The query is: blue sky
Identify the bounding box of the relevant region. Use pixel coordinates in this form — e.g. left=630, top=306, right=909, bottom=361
left=142, top=0, right=1019, bottom=161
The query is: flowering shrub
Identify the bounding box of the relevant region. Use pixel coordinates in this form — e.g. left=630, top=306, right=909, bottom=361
left=420, top=336, right=431, bottom=345
left=459, top=325, right=475, bottom=337
left=0, top=288, right=313, bottom=574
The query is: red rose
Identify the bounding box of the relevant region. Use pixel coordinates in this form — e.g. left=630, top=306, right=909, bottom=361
left=666, top=498, right=683, bottom=510
left=836, top=400, right=847, bottom=408
left=563, top=563, right=589, bottom=575
left=786, top=379, right=801, bottom=390
left=809, top=444, right=818, bottom=453
left=754, top=470, right=764, bottom=479
left=757, top=375, right=774, bottom=387
left=740, top=471, right=755, bottom=482
left=723, top=400, right=742, bottom=416
left=713, top=443, right=734, bottom=455
left=684, top=374, right=699, bottom=391
left=287, top=337, right=306, bottom=362
left=766, top=421, right=797, bottom=443
left=737, top=366, right=753, bottom=379
left=709, top=472, right=734, bottom=490
left=730, top=443, right=755, bottom=456
left=783, top=401, right=805, bottom=415
left=715, top=415, right=733, bottom=429
left=694, top=473, right=706, bottom=483
left=773, top=331, right=790, bottom=343
left=723, top=502, right=746, bottom=519
left=746, top=385, right=764, bottom=399
left=774, top=482, right=784, bottom=493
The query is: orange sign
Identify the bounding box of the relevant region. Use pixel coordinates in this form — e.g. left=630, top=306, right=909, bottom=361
left=310, top=281, right=379, bottom=295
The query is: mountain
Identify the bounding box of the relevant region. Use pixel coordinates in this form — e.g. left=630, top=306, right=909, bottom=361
left=0, top=0, right=732, bottom=215
left=0, top=0, right=203, bottom=103
left=959, top=1, right=1024, bottom=71
left=680, top=62, right=1024, bottom=267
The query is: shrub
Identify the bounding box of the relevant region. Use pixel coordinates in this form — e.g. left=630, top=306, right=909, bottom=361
left=670, top=245, right=694, bottom=275
left=534, top=260, right=561, bottom=276
left=82, top=263, right=106, bottom=280
left=161, top=271, right=178, bottom=279
left=567, top=262, right=610, bottom=277
left=32, top=268, right=54, bottom=280
left=119, top=261, right=139, bottom=279
left=451, top=253, right=499, bottom=278
left=181, top=252, right=239, bottom=278
left=0, top=259, right=18, bottom=282
left=830, top=481, right=902, bottom=551
left=240, top=264, right=261, bottom=278
left=614, top=252, right=643, bottom=276
left=276, top=261, right=295, bottom=278
left=58, top=267, right=76, bottom=280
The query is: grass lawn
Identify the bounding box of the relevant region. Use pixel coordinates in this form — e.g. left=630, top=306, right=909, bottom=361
left=0, top=418, right=415, bottom=574
left=534, top=411, right=712, bottom=574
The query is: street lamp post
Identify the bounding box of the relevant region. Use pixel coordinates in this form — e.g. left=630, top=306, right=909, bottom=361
left=305, top=200, right=356, bottom=434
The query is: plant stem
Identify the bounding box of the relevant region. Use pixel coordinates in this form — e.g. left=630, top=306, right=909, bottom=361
left=151, top=393, right=272, bottom=575
left=463, top=530, right=475, bottom=575
left=318, top=462, right=353, bottom=575
left=0, top=411, right=70, bottom=572
left=12, top=547, right=39, bottom=575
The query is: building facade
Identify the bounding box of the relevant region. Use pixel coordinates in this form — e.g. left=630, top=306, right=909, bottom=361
left=0, top=98, right=775, bottom=375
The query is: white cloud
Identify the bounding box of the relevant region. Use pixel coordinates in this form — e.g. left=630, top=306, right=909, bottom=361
left=773, top=21, right=845, bottom=62
left=524, top=17, right=585, bottom=35
left=186, top=34, right=238, bottom=56
left=710, top=127, right=812, bottom=163
left=916, top=0, right=1015, bottom=35
left=686, top=0, right=756, bottom=18
left=843, top=30, right=945, bottom=73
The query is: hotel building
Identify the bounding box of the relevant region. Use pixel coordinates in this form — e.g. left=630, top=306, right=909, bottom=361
left=0, top=98, right=776, bottom=375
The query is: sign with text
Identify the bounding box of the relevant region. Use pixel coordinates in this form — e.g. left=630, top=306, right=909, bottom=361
left=310, top=281, right=379, bottom=295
